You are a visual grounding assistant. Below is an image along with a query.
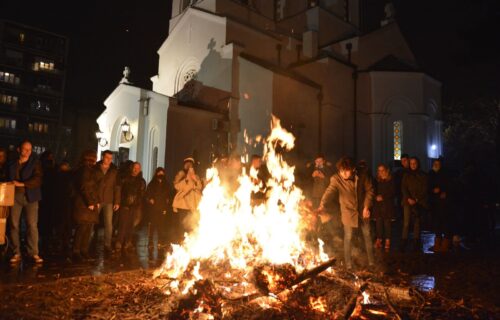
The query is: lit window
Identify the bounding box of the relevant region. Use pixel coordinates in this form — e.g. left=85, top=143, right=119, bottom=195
left=0, top=117, right=16, bottom=130
left=30, top=122, right=49, bottom=133
left=0, top=94, right=18, bottom=107
left=33, top=57, right=55, bottom=71
left=19, top=33, right=25, bottom=43
left=393, top=120, right=403, bottom=160
left=0, top=71, right=20, bottom=84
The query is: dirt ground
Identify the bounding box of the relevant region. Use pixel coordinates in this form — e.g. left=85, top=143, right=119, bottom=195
left=0, top=246, right=498, bottom=319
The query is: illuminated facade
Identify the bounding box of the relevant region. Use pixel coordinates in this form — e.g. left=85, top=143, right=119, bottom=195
left=98, top=0, right=442, bottom=176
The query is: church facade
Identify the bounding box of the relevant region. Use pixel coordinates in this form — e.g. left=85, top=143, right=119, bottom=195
left=97, top=0, right=442, bottom=180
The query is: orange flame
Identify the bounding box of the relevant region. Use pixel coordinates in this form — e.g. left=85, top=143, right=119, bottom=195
left=154, top=116, right=329, bottom=294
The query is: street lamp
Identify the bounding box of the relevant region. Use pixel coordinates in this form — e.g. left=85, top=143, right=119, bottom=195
left=95, top=130, right=108, bottom=147
left=121, top=120, right=134, bottom=142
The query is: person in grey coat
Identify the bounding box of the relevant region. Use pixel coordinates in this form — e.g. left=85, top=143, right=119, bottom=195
left=318, top=156, right=375, bottom=269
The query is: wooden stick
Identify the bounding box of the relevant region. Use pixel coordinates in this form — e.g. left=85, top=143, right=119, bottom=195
left=384, top=288, right=403, bottom=320
left=292, top=258, right=337, bottom=285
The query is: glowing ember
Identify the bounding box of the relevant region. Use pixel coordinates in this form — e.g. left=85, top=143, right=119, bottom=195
left=309, top=296, right=327, bottom=313
left=362, top=291, right=371, bottom=305
left=367, top=308, right=388, bottom=316
left=154, top=116, right=329, bottom=294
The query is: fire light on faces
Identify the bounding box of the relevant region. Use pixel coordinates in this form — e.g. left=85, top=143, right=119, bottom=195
left=154, top=116, right=329, bottom=293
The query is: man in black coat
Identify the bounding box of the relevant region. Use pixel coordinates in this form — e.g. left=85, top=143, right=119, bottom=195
left=428, top=158, right=451, bottom=252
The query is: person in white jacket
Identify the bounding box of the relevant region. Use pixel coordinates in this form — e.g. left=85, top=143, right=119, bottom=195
left=172, top=157, right=202, bottom=242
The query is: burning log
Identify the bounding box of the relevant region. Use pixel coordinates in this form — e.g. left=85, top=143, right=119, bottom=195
left=253, top=263, right=298, bottom=295
left=293, top=258, right=337, bottom=286
left=253, top=258, right=337, bottom=295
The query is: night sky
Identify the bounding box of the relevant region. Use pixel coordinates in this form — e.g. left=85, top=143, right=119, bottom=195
left=1, top=0, right=499, bottom=115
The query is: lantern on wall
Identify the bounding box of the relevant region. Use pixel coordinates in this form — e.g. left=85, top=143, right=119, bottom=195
left=95, top=129, right=108, bottom=147
left=121, top=120, right=134, bottom=142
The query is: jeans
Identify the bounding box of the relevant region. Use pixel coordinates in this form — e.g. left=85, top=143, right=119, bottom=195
left=375, top=218, right=392, bottom=240
left=99, top=204, right=114, bottom=248
left=73, top=223, right=93, bottom=254
left=343, top=219, right=374, bottom=268
left=402, top=204, right=421, bottom=240
left=10, top=193, right=39, bottom=256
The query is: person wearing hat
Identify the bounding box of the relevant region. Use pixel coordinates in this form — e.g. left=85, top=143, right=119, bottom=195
left=172, top=157, right=202, bottom=243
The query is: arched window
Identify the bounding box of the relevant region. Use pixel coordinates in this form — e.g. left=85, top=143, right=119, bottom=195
left=393, top=120, right=403, bottom=160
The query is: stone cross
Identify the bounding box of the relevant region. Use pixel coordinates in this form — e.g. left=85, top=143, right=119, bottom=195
left=120, top=66, right=131, bottom=84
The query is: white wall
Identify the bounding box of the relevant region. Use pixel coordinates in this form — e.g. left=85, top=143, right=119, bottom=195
left=237, top=57, right=274, bottom=156
left=368, top=72, right=442, bottom=171
left=154, top=8, right=232, bottom=97
left=97, top=84, right=169, bottom=181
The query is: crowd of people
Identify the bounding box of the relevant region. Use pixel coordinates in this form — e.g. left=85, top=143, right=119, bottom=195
left=310, top=153, right=495, bottom=269
left=0, top=140, right=495, bottom=270
left=0, top=141, right=204, bottom=264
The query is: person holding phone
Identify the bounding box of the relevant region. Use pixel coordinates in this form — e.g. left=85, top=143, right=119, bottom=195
left=172, top=157, right=202, bottom=242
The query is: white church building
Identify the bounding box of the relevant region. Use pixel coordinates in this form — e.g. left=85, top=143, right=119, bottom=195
left=96, top=0, right=442, bottom=180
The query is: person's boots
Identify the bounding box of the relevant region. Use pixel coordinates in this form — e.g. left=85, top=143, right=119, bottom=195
left=440, top=238, right=450, bottom=253
left=432, top=235, right=442, bottom=253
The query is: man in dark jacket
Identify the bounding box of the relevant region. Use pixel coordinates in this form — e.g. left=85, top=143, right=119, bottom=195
left=115, top=162, right=145, bottom=252
left=309, top=154, right=333, bottom=208
left=73, top=150, right=99, bottom=261
left=94, top=150, right=120, bottom=253
left=393, top=153, right=409, bottom=219
left=401, top=156, right=428, bottom=251
left=318, top=156, right=374, bottom=269
left=8, top=141, right=44, bottom=264
left=428, top=158, right=451, bottom=252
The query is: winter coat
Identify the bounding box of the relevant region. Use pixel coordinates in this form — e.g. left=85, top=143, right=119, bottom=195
left=402, top=170, right=428, bottom=209
left=373, top=178, right=396, bottom=219
left=319, top=171, right=374, bottom=228
left=120, top=174, right=146, bottom=208
left=94, top=162, right=121, bottom=205
left=73, top=165, right=100, bottom=224
left=172, top=170, right=202, bottom=212
left=428, top=169, right=449, bottom=205
left=8, top=155, right=43, bottom=202
left=311, top=164, right=333, bottom=199
left=54, top=170, right=74, bottom=223
left=144, top=176, right=171, bottom=224
left=393, top=167, right=408, bottom=201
